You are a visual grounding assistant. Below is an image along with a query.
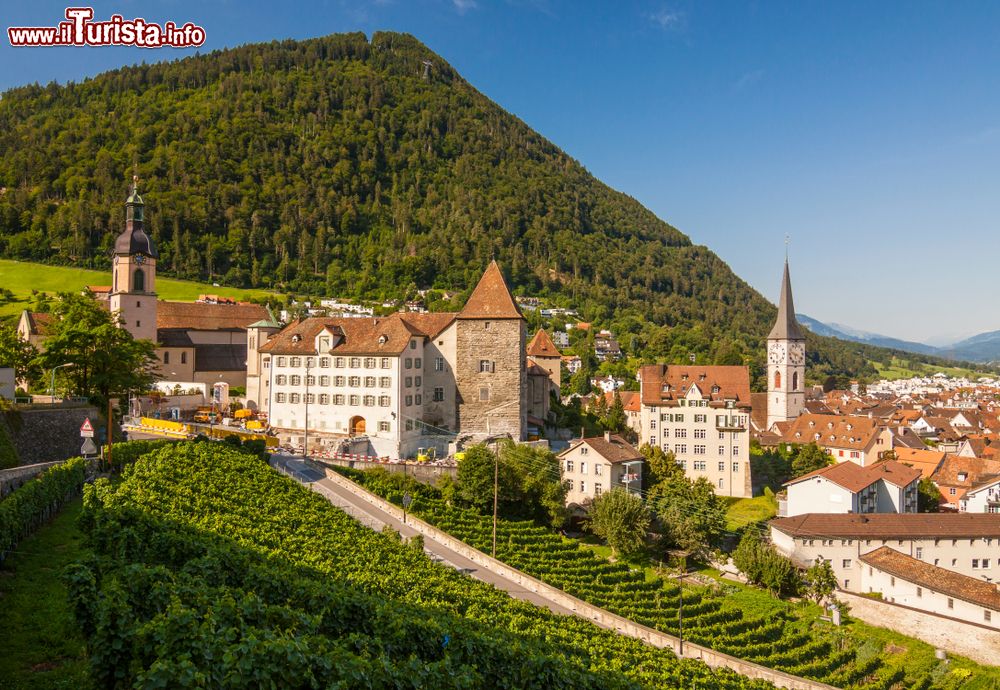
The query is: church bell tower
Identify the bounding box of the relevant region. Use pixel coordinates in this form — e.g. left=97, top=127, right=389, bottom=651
left=109, top=176, right=158, bottom=342
left=766, top=259, right=806, bottom=429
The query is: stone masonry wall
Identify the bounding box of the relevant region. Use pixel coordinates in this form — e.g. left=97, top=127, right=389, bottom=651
left=454, top=318, right=525, bottom=440
left=837, top=591, right=1000, bottom=666
left=4, top=405, right=100, bottom=465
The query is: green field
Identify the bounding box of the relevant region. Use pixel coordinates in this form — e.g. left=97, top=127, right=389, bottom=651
left=0, top=498, right=92, bottom=690
left=0, top=259, right=277, bottom=320
left=871, top=356, right=992, bottom=382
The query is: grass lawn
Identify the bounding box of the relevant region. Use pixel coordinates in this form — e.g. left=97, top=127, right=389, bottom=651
left=872, top=356, right=993, bottom=382
left=0, top=259, right=277, bottom=320
left=0, top=498, right=92, bottom=690
left=723, top=493, right=778, bottom=531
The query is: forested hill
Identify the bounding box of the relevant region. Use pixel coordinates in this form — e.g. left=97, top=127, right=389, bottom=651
left=0, top=31, right=964, bottom=382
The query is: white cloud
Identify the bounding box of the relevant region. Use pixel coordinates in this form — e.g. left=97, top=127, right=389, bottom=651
left=453, top=0, right=478, bottom=13
left=647, top=7, right=683, bottom=30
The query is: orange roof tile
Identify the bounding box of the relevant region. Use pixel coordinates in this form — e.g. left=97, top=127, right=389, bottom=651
left=861, top=546, right=1000, bottom=612
left=639, top=364, right=750, bottom=407
left=156, top=301, right=269, bottom=331
left=458, top=261, right=523, bottom=319
left=527, top=329, right=561, bottom=358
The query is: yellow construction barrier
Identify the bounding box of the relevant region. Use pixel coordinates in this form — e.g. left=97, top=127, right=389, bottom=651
left=135, top=417, right=278, bottom=447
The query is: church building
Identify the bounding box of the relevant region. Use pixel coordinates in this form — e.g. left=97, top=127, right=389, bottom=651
left=19, top=179, right=270, bottom=389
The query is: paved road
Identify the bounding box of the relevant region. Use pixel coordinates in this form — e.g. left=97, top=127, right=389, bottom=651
left=271, top=453, right=582, bottom=619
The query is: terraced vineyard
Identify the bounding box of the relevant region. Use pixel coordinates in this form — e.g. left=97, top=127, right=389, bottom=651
left=68, top=442, right=782, bottom=689
left=337, top=467, right=938, bottom=690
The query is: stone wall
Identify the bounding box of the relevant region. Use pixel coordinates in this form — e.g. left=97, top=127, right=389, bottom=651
left=321, top=466, right=836, bottom=690
left=317, top=457, right=455, bottom=484
left=454, top=318, right=525, bottom=440
left=837, top=590, right=1000, bottom=665
left=0, top=461, right=63, bottom=498
left=3, top=405, right=100, bottom=466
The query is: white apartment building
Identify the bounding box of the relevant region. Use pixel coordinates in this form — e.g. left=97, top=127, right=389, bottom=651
left=559, top=433, right=643, bottom=506
left=961, top=477, right=1000, bottom=513
left=637, top=364, right=753, bottom=498
left=783, top=460, right=920, bottom=517
left=770, top=513, right=1000, bottom=592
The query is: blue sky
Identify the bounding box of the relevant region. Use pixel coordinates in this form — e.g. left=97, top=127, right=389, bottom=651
left=3, top=1, right=999, bottom=343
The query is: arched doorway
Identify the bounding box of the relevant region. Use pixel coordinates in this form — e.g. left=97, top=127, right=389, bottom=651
left=349, top=416, right=366, bottom=435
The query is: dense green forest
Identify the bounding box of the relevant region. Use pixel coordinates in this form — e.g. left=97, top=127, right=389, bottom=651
left=0, top=31, right=980, bottom=384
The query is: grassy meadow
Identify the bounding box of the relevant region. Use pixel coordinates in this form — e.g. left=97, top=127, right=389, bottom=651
left=0, top=259, right=277, bottom=321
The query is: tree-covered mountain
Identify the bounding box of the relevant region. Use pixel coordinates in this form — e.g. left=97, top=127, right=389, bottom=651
left=0, top=31, right=976, bottom=384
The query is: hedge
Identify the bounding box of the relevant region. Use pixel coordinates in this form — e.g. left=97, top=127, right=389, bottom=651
left=0, top=456, right=87, bottom=562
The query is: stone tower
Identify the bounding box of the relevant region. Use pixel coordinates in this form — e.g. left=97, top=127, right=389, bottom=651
left=766, top=259, right=806, bottom=429
left=109, top=177, right=158, bottom=342
left=454, top=261, right=526, bottom=441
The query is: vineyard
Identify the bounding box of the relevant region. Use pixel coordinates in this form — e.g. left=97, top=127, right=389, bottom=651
left=335, top=466, right=948, bottom=690
left=68, top=442, right=782, bottom=689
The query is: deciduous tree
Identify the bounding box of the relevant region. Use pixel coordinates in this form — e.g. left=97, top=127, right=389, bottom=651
left=587, top=488, right=650, bottom=558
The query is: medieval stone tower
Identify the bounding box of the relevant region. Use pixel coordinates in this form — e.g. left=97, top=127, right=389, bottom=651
left=454, top=261, right=527, bottom=441
left=109, top=177, right=158, bottom=342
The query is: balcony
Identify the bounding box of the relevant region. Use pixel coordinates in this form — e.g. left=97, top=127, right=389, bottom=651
left=715, top=416, right=747, bottom=432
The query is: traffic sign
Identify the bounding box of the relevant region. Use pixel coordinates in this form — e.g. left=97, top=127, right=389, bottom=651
left=80, top=417, right=95, bottom=438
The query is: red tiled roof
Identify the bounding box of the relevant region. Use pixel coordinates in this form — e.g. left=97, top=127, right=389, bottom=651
left=771, top=513, right=1000, bottom=539
left=458, top=261, right=523, bottom=319
left=639, top=364, right=750, bottom=407
left=893, top=448, right=948, bottom=479
left=527, top=329, right=561, bottom=358
left=559, top=434, right=643, bottom=464
left=780, top=414, right=885, bottom=451
left=259, top=312, right=457, bottom=356
left=860, top=546, right=1000, bottom=612
left=156, top=301, right=269, bottom=331
left=24, top=311, right=54, bottom=335
left=785, top=459, right=920, bottom=493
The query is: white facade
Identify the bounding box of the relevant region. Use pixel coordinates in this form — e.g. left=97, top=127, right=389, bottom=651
left=0, top=367, right=14, bottom=400
left=962, top=478, right=1000, bottom=514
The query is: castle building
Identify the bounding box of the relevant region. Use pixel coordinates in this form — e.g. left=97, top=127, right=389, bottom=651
left=246, top=261, right=527, bottom=458
left=765, top=259, right=806, bottom=429
left=637, top=364, right=753, bottom=498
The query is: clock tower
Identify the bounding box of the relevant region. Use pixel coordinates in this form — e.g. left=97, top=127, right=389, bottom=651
left=109, top=177, right=158, bottom=342
left=766, top=259, right=805, bottom=429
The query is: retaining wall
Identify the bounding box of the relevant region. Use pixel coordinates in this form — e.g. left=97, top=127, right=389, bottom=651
left=837, top=590, right=1000, bottom=665
left=317, top=457, right=455, bottom=484
left=321, top=466, right=837, bottom=690
left=3, top=405, right=99, bottom=465
left=0, top=461, right=63, bottom=498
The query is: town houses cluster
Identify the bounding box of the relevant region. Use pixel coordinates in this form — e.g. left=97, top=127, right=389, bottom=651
left=17, top=182, right=1000, bottom=634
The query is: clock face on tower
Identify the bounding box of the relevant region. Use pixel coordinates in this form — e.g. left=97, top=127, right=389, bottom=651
left=133, top=253, right=146, bottom=265
left=767, top=342, right=786, bottom=364
left=789, top=343, right=805, bottom=365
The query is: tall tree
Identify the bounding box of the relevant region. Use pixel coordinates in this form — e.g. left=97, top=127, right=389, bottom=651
left=38, top=293, right=159, bottom=407
left=649, top=475, right=727, bottom=557
left=587, top=488, right=650, bottom=558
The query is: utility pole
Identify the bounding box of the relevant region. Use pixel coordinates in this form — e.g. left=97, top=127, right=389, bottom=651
left=493, top=441, right=499, bottom=557
left=106, top=396, right=113, bottom=473
left=303, top=358, right=311, bottom=460
left=678, top=587, right=684, bottom=656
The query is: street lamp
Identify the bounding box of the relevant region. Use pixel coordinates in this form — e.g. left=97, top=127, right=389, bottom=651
left=49, top=363, right=73, bottom=404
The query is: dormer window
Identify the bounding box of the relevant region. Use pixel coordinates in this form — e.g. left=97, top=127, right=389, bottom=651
left=378, top=334, right=388, bottom=345
left=682, top=374, right=688, bottom=381
left=959, top=472, right=968, bottom=481
left=712, top=385, right=720, bottom=394
left=292, top=334, right=301, bottom=344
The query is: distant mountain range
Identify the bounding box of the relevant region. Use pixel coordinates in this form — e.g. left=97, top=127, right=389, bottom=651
left=798, top=314, right=1000, bottom=365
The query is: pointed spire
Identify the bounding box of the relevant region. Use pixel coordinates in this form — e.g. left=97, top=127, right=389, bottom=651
left=768, top=259, right=804, bottom=340
left=459, top=260, right=523, bottom=319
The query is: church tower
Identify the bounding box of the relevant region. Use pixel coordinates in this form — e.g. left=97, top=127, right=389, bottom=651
left=766, top=259, right=806, bottom=429
left=109, top=176, right=158, bottom=342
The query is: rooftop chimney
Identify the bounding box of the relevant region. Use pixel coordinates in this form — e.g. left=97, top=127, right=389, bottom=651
left=604, top=431, right=612, bottom=442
